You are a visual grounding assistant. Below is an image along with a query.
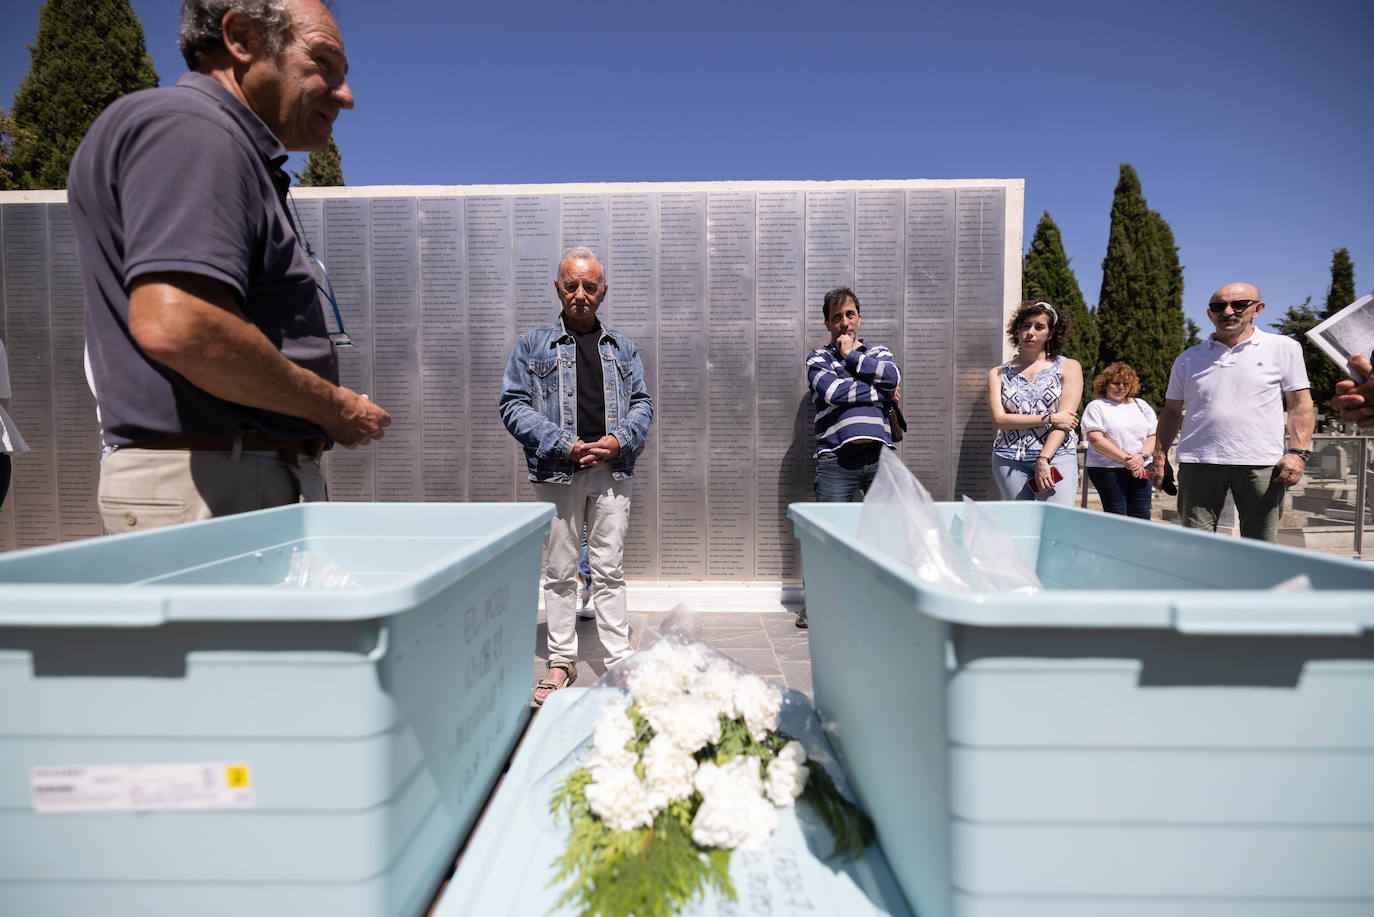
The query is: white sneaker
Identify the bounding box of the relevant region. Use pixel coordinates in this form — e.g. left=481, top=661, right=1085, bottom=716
left=578, top=605, right=596, bottom=620
left=578, top=583, right=594, bottom=619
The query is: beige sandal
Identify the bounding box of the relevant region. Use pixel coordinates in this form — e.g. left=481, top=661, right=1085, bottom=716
left=533, top=661, right=577, bottom=706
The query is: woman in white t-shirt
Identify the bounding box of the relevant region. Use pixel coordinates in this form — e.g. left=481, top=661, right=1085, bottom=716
left=1081, top=362, right=1156, bottom=519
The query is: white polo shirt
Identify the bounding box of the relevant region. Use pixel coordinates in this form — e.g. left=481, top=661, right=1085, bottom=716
left=1166, top=327, right=1309, bottom=465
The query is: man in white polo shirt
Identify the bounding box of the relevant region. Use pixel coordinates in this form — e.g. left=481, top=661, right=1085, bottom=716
left=1150, top=282, right=1314, bottom=542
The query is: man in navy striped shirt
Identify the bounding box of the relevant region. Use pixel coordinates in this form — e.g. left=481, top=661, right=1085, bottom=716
left=797, top=288, right=902, bottom=626
left=807, top=287, right=903, bottom=495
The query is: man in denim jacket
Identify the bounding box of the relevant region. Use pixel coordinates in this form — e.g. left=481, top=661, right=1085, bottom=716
left=500, top=247, right=654, bottom=704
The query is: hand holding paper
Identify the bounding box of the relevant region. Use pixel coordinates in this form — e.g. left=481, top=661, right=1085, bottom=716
left=1306, top=292, right=1374, bottom=384
left=1334, top=353, right=1374, bottom=430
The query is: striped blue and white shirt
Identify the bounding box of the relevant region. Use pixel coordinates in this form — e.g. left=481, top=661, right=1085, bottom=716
left=806, top=340, right=902, bottom=456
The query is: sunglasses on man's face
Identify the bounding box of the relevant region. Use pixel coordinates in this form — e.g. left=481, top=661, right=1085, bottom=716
left=1207, top=299, right=1259, bottom=314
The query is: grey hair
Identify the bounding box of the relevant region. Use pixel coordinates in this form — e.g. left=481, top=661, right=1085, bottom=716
left=559, top=246, right=604, bottom=278
left=179, top=0, right=294, bottom=69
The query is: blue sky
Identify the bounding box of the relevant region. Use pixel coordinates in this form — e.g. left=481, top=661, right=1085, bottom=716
left=3, top=0, right=1371, bottom=335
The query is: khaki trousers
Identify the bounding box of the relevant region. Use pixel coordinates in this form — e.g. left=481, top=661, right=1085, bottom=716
left=98, top=447, right=327, bottom=535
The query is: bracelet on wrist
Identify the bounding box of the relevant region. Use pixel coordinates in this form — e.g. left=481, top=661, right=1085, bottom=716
left=1286, top=448, right=1312, bottom=461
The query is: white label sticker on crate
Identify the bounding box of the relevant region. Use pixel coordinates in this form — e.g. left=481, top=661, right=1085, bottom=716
left=30, top=762, right=256, bottom=814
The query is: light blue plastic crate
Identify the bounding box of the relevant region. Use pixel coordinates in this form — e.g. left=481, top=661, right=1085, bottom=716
left=0, top=501, right=554, bottom=917
left=789, top=501, right=1374, bottom=917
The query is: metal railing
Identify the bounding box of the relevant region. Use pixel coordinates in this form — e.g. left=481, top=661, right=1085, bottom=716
left=1312, top=434, right=1373, bottom=554
left=1357, top=438, right=1369, bottom=553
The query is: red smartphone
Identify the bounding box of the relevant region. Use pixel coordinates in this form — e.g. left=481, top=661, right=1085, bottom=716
left=1027, top=466, right=1063, bottom=493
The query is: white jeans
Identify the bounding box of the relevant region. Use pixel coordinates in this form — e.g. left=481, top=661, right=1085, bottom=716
left=535, top=467, right=633, bottom=668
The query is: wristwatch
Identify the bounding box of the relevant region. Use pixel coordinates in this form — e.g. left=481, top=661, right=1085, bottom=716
left=1286, top=448, right=1312, bottom=461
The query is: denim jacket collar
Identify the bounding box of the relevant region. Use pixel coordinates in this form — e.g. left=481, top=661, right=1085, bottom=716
left=552, top=312, right=619, bottom=349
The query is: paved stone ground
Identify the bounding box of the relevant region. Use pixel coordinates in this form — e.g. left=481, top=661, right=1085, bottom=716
left=530, top=606, right=811, bottom=706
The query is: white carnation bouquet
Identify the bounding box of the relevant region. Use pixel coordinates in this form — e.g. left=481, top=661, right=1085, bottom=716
left=548, top=627, right=872, bottom=917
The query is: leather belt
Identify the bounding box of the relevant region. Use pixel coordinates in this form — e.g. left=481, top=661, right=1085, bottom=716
left=132, top=434, right=326, bottom=465
left=836, top=440, right=882, bottom=455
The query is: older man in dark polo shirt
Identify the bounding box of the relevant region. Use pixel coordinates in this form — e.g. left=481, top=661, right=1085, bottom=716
left=68, top=0, right=389, bottom=534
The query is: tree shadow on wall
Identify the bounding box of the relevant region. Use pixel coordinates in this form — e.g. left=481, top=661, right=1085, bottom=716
left=767, top=396, right=812, bottom=581
left=955, top=396, right=996, bottom=501
left=777, top=394, right=813, bottom=503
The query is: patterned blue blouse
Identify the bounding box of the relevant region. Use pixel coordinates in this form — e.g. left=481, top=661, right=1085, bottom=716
left=992, top=355, right=1078, bottom=461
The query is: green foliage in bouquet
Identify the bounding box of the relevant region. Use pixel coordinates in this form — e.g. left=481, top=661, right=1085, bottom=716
left=800, top=759, right=875, bottom=861
left=550, top=768, right=734, bottom=917
left=549, top=710, right=874, bottom=917
left=710, top=710, right=773, bottom=762
left=547, top=639, right=877, bottom=917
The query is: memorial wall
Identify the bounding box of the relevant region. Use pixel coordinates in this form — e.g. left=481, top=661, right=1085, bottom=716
left=0, top=180, right=1023, bottom=581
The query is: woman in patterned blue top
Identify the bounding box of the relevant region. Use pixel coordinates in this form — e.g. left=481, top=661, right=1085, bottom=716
left=986, top=301, right=1083, bottom=503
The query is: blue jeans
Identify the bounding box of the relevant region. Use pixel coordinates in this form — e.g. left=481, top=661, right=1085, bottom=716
left=815, top=442, right=884, bottom=502
left=991, top=452, right=1078, bottom=505
left=579, top=526, right=590, bottom=581
left=1087, top=466, right=1152, bottom=519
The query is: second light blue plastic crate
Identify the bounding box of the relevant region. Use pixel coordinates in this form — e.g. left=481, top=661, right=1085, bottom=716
left=789, top=501, right=1374, bottom=917
left=0, top=501, right=553, bottom=917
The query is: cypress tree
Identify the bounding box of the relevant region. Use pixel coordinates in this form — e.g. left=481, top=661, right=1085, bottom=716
left=0, top=109, right=29, bottom=191
left=1146, top=208, right=1186, bottom=372
left=1023, top=210, right=1097, bottom=374
left=9, top=0, right=159, bottom=189
left=1096, top=164, right=1185, bottom=407
left=1183, top=317, right=1201, bottom=349
left=1324, top=247, right=1355, bottom=316
left=297, top=137, right=345, bottom=187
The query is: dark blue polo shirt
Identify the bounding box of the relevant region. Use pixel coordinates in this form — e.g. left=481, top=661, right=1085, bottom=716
left=68, top=72, right=339, bottom=446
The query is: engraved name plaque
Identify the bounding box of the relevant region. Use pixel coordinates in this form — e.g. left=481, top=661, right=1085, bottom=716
left=0, top=180, right=1021, bottom=582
